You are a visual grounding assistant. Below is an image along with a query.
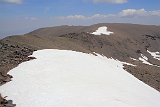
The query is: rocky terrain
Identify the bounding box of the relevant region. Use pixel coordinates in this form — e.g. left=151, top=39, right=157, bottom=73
left=0, top=42, right=35, bottom=107
left=0, top=23, right=160, bottom=107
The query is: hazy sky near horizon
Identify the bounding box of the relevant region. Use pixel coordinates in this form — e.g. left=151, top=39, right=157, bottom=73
left=0, top=0, right=160, bottom=37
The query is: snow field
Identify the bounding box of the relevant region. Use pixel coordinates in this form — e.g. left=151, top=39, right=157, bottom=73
left=0, top=49, right=160, bottom=107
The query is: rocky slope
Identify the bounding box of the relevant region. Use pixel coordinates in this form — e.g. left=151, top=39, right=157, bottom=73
left=0, top=23, right=160, bottom=106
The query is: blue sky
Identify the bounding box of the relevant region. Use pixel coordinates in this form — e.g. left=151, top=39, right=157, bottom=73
left=0, top=0, right=160, bottom=37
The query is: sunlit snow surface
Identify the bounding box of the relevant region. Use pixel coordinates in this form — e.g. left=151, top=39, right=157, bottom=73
left=139, top=54, right=160, bottom=67
left=1, top=49, right=160, bottom=107
left=147, top=50, right=160, bottom=60
left=130, top=57, right=139, bottom=61
left=139, top=54, right=153, bottom=65
left=91, top=26, right=113, bottom=35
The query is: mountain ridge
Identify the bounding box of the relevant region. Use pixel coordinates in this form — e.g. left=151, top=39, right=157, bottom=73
left=0, top=23, right=160, bottom=106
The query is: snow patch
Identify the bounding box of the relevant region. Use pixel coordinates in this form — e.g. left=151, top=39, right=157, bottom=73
left=147, top=50, right=160, bottom=60
left=139, top=54, right=160, bottom=67
left=0, top=49, right=160, bottom=107
left=139, top=57, right=153, bottom=65
left=121, top=61, right=136, bottom=67
left=141, top=54, right=148, bottom=60
left=139, top=54, right=153, bottom=65
left=130, top=57, right=138, bottom=61
left=91, top=26, right=113, bottom=35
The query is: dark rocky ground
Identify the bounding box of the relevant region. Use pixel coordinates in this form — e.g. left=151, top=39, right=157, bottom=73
left=0, top=23, right=160, bottom=106
left=0, top=94, right=16, bottom=107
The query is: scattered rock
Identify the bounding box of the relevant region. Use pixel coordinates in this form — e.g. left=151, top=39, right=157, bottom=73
left=136, top=50, right=141, bottom=54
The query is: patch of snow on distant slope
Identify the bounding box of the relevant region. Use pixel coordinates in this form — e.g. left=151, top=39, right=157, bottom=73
left=130, top=57, right=139, bottom=61
left=141, top=54, right=148, bottom=60
left=139, top=54, right=160, bottom=67
left=1, top=49, right=160, bottom=107
left=91, top=26, right=113, bottom=35
left=121, top=61, right=136, bottom=66
left=147, top=50, right=160, bottom=60
left=139, top=57, right=152, bottom=65
left=139, top=54, right=153, bottom=65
